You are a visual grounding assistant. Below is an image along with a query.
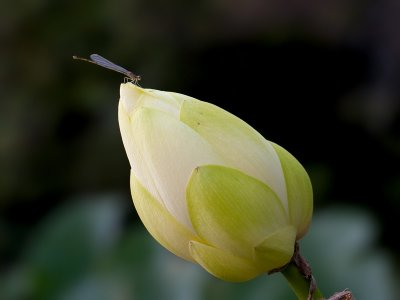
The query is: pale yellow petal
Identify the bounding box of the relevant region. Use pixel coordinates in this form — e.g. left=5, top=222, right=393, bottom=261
left=271, top=143, right=313, bottom=238
left=131, top=171, right=201, bottom=262
left=180, top=99, right=288, bottom=211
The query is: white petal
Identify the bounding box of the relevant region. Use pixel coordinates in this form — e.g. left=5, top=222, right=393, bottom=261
left=127, top=107, right=224, bottom=229
left=120, top=83, right=183, bottom=119
left=118, top=101, right=136, bottom=167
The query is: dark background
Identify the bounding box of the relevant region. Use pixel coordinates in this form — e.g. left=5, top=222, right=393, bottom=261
left=1, top=0, right=399, bottom=299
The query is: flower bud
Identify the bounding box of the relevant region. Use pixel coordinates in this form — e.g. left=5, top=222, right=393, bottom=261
left=118, top=83, right=313, bottom=282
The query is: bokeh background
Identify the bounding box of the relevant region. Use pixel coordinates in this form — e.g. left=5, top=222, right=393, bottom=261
left=1, top=0, right=399, bottom=299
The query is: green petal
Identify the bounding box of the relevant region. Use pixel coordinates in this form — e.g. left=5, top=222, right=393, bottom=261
left=189, top=241, right=261, bottom=282
left=271, top=143, right=313, bottom=239
left=126, top=107, right=223, bottom=228
left=180, top=99, right=288, bottom=211
left=130, top=171, right=201, bottom=262
left=254, top=225, right=296, bottom=271
left=186, top=165, right=289, bottom=259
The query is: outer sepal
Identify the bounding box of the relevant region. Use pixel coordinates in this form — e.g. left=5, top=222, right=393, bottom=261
left=186, top=165, right=288, bottom=259
left=189, top=241, right=261, bottom=282
left=254, top=225, right=296, bottom=271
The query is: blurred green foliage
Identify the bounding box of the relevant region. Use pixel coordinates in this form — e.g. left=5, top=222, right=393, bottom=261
left=0, top=196, right=398, bottom=299
left=1, top=0, right=399, bottom=299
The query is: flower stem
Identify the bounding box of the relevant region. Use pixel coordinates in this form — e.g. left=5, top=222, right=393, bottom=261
left=281, top=242, right=324, bottom=300
left=280, top=243, right=354, bottom=300
left=281, top=261, right=323, bottom=300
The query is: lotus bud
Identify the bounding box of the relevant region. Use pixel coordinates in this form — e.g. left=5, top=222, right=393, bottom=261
left=118, top=83, right=313, bottom=282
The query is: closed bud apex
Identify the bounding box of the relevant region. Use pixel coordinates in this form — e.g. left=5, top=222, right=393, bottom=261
left=118, top=83, right=313, bottom=282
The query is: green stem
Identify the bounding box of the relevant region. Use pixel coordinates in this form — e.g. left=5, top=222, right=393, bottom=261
left=280, top=243, right=354, bottom=300
left=281, top=261, right=324, bottom=300
left=279, top=242, right=324, bottom=300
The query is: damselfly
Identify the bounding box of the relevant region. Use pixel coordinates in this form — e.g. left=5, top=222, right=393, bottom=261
left=73, top=54, right=141, bottom=83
